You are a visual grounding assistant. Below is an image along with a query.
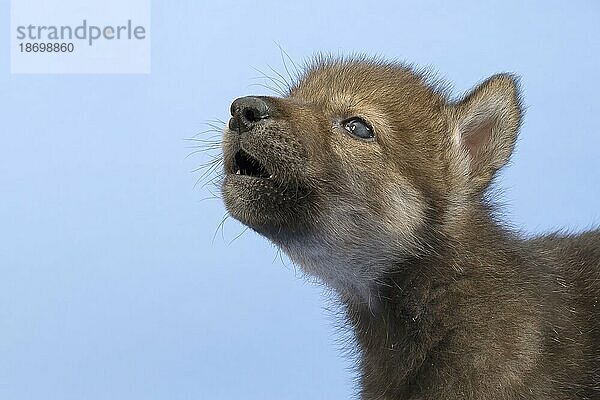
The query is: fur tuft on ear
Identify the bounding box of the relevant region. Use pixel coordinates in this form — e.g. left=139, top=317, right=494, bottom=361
left=449, top=74, right=523, bottom=193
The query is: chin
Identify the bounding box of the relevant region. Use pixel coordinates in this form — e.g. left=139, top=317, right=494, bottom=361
left=221, top=173, right=315, bottom=241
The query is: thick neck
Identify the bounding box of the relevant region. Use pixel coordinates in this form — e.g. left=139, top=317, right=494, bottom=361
left=341, top=254, right=455, bottom=397
left=340, top=206, right=518, bottom=398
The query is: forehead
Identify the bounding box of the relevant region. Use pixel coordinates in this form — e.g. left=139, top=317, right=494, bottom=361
left=288, top=58, right=446, bottom=114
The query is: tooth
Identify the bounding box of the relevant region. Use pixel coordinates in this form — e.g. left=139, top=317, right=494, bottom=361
left=236, top=169, right=241, bottom=175
left=269, top=174, right=273, bottom=179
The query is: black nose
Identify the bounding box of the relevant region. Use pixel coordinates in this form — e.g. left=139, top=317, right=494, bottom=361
left=229, top=96, right=270, bottom=133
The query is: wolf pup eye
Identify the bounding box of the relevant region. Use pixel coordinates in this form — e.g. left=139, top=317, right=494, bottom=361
left=343, top=118, right=374, bottom=140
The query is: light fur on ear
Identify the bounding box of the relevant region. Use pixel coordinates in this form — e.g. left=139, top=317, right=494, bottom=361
left=449, top=74, right=523, bottom=193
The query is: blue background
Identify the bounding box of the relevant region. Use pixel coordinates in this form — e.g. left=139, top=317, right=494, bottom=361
left=1, top=1, right=599, bottom=399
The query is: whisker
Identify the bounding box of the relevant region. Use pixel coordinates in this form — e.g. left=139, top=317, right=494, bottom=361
left=253, top=66, right=289, bottom=91
left=190, top=159, right=221, bottom=174
left=276, top=43, right=301, bottom=81
left=208, top=118, right=227, bottom=126
left=228, top=226, right=249, bottom=245
left=184, top=137, right=221, bottom=143
left=197, top=173, right=224, bottom=191
left=212, top=213, right=229, bottom=244
left=275, top=42, right=297, bottom=92
left=267, top=64, right=291, bottom=92
left=192, top=129, right=223, bottom=139
left=197, top=195, right=221, bottom=203
left=185, top=146, right=221, bottom=158
left=249, top=82, right=286, bottom=97
left=193, top=159, right=224, bottom=189
left=251, top=68, right=288, bottom=96
left=206, top=122, right=226, bottom=132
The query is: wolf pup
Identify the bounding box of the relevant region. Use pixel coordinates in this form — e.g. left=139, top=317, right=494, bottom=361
left=220, top=57, right=600, bottom=399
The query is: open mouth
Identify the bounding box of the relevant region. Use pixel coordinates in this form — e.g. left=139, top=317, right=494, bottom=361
left=233, top=149, right=272, bottom=178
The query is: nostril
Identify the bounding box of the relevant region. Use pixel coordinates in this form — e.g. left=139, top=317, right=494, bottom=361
left=244, top=108, right=256, bottom=122
left=244, top=107, right=264, bottom=123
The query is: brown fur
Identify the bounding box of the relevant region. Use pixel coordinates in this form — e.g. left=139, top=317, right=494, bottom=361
left=219, top=56, right=600, bottom=399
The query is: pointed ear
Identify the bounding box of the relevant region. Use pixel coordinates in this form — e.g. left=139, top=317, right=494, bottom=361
left=449, top=74, right=523, bottom=193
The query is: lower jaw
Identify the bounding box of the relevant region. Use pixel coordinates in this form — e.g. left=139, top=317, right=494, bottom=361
left=224, top=204, right=312, bottom=242
left=222, top=176, right=314, bottom=231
